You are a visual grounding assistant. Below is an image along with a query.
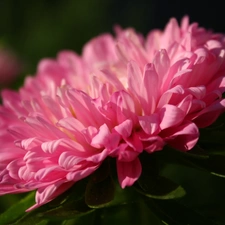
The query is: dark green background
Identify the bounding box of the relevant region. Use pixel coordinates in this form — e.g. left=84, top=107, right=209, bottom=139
left=1, top=0, right=225, bottom=77
left=1, top=1, right=225, bottom=224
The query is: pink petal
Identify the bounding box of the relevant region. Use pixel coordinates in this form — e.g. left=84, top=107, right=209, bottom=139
left=26, top=181, right=74, bottom=211
left=116, top=143, right=139, bottom=162
left=153, top=49, right=170, bottom=82
left=86, top=148, right=109, bottom=163
left=138, top=114, right=159, bottom=135
left=165, top=121, right=199, bottom=151
left=157, top=85, right=185, bottom=108
left=91, top=124, right=111, bottom=148
left=125, top=132, right=143, bottom=153
left=187, top=86, right=206, bottom=99
left=58, top=152, right=83, bottom=170
left=162, top=18, right=180, bottom=48
left=41, top=139, right=63, bottom=154
left=66, top=164, right=99, bottom=181
left=116, top=90, right=138, bottom=124
left=117, top=158, right=142, bottom=188
left=159, top=104, right=185, bottom=130
left=82, top=34, right=117, bottom=68
left=100, top=69, right=124, bottom=91
left=142, top=63, right=159, bottom=114
left=57, top=51, right=85, bottom=77
left=127, top=60, right=143, bottom=99
left=142, top=136, right=165, bottom=153
left=193, top=99, right=225, bottom=128
left=35, top=166, right=65, bottom=181
left=114, top=119, right=133, bottom=138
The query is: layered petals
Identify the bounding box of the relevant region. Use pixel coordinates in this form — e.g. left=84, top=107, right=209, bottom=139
left=1, top=16, right=225, bottom=210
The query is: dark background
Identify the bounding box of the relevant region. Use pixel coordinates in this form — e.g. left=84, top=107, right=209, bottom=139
left=0, top=0, right=225, bottom=76
left=1, top=0, right=225, bottom=222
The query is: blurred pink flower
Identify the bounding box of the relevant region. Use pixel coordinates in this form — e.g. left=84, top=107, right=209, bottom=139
left=1, top=16, right=225, bottom=210
left=0, top=48, right=22, bottom=86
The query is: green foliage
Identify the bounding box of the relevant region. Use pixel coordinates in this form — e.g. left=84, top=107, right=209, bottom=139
left=136, top=152, right=186, bottom=200
left=1, top=111, right=225, bottom=225
left=0, top=192, right=35, bottom=224
left=2, top=117, right=225, bottom=224
left=144, top=199, right=217, bottom=225
left=85, top=160, right=115, bottom=208
left=0, top=1, right=225, bottom=224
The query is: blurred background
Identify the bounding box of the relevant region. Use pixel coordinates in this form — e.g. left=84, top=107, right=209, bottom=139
left=1, top=0, right=225, bottom=223
left=0, top=0, right=225, bottom=87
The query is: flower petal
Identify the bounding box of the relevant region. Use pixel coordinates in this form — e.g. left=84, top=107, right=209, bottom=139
left=117, top=158, right=142, bottom=188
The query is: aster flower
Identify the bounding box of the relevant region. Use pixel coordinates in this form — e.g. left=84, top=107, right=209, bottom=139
left=1, top=16, right=225, bottom=214
left=0, top=47, right=22, bottom=87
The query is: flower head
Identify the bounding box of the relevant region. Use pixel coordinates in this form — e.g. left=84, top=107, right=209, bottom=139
left=1, top=16, right=225, bottom=210
left=0, top=48, right=22, bottom=86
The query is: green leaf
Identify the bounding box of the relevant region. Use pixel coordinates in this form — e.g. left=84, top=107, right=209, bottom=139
left=163, top=146, right=209, bottom=160
left=39, top=198, right=94, bottom=220
left=10, top=179, right=92, bottom=224
left=176, top=153, right=225, bottom=179
left=36, top=179, right=95, bottom=220
left=13, top=199, right=93, bottom=225
left=180, top=145, right=209, bottom=159
left=144, top=199, right=217, bottom=225
left=206, top=155, right=225, bottom=178
left=195, top=205, right=225, bottom=224
left=85, top=175, right=115, bottom=208
left=137, top=175, right=186, bottom=200
left=92, top=198, right=165, bottom=225
left=62, top=212, right=95, bottom=225
left=10, top=213, right=45, bottom=225
left=11, top=197, right=93, bottom=224
left=85, top=160, right=115, bottom=208
left=46, top=178, right=88, bottom=210
left=137, top=152, right=186, bottom=200
left=0, top=192, right=35, bottom=225
left=157, top=146, right=225, bottom=179
left=35, top=220, right=49, bottom=225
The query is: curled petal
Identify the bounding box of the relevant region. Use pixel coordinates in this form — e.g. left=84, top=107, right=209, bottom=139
left=27, top=181, right=74, bottom=211
left=193, top=99, right=225, bottom=128
left=1, top=17, right=225, bottom=212
left=117, top=157, right=142, bottom=188
left=138, top=114, right=159, bottom=135
left=164, top=121, right=199, bottom=151
left=114, top=119, right=133, bottom=138
left=159, top=104, right=185, bottom=130
left=66, top=164, right=99, bottom=181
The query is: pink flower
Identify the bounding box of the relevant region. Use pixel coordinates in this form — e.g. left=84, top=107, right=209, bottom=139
left=1, top=16, right=225, bottom=210
left=0, top=48, right=22, bottom=86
